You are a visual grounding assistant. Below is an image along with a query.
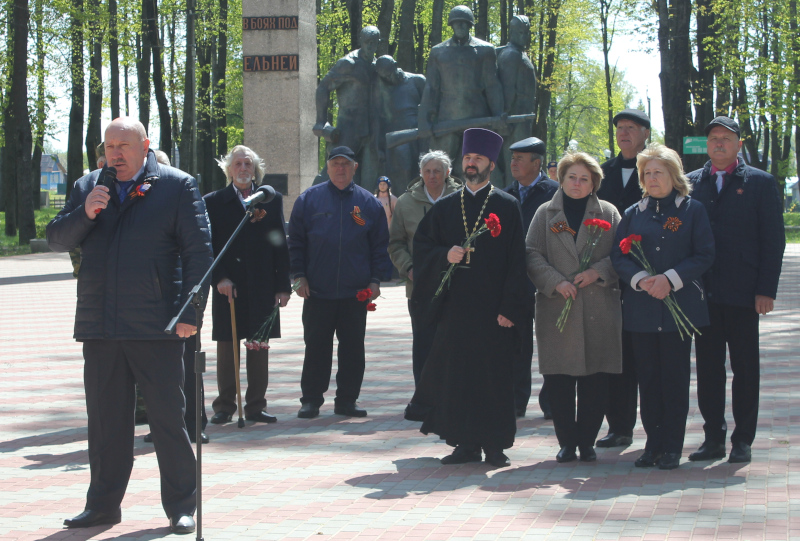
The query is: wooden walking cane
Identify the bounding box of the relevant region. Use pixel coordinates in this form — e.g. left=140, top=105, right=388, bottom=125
left=229, top=298, right=246, bottom=428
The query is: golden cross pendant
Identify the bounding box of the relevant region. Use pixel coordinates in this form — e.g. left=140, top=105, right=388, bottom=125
left=465, top=246, right=475, bottom=264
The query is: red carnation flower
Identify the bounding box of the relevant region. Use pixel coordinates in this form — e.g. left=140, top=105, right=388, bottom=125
left=484, top=213, right=502, bottom=237
left=366, top=302, right=377, bottom=312
left=630, top=234, right=642, bottom=242
left=619, top=237, right=632, bottom=255
left=595, top=220, right=611, bottom=231
left=356, top=288, right=372, bottom=302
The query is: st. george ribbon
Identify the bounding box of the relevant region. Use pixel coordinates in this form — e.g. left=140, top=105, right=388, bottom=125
left=242, top=184, right=276, bottom=206
left=93, top=166, right=118, bottom=214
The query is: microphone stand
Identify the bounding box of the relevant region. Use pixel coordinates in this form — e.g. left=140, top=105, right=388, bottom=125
left=165, top=203, right=258, bottom=541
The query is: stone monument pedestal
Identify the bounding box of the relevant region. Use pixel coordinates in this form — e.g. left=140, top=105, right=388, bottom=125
left=243, top=0, right=317, bottom=214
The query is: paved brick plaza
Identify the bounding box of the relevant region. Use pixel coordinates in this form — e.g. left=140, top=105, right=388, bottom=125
left=0, top=249, right=798, bottom=540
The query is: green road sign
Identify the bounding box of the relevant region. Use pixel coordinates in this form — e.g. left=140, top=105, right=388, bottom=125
left=683, top=136, right=707, bottom=155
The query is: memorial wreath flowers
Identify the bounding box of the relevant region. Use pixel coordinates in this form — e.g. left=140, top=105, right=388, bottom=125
left=619, top=233, right=700, bottom=340
left=556, top=219, right=612, bottom=332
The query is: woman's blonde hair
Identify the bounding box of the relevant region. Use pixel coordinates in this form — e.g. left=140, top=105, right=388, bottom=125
left=556, top=152, right=604, bottom=193
left=636, top=143, right=692, bottom=197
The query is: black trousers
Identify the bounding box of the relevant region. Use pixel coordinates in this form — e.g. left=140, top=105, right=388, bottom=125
left=83, top=340, right=196, bottom=518
left=183, top=335, right=207, bottom=433
left=603, top=329, right=638, bottom=437
left=513, top=312, right=534, bottom=412
left=694, top=302, right=760, bottom=446
left=544, top=372, right=608, bottom=449
left=630, top=331, right=692, bottom=454
left=300, top=297, right=368, bottom=406
left=408, top=299, right=437, bottom=386
left=213, top=341, right=269, bottom=417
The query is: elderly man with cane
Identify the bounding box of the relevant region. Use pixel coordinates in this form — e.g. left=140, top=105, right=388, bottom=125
left=204, top=145, right=292, bottom=426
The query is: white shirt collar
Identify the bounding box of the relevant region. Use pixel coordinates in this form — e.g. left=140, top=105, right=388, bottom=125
left=465, top=181, right=491, bottom=196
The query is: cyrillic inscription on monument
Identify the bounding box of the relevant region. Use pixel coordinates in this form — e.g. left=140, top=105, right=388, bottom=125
left=243, top=16, right=299, bottom=30
left=244, top=55, right=299, bottom=72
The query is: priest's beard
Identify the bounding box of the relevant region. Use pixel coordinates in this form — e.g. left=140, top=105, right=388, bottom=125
left=464, top=163, right=491, bottom=186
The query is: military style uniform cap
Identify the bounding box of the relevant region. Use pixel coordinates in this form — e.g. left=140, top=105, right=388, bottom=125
left=448, top=5, right=475, bottom=26
left=509, top=137, right=545, bottom=156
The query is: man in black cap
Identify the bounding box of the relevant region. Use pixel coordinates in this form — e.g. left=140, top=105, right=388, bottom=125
left=687, top=116, right=785, bottom=464
left=595, top=108, right=650, bottom=449
left=504, top=137, right=559, bottom=419
left=288, top=146, right=390, bottom=419
left=409, top=128, right=528, bottom=467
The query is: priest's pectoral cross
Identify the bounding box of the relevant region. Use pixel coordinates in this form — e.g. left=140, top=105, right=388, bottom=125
left=465, top=246, right=475, bottom=264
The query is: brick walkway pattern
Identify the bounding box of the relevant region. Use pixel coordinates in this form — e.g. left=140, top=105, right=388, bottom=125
left=0, top=249, right=798, bottom=540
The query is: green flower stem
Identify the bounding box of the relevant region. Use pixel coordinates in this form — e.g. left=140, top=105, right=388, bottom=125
left=434, top=224, right=491, bottom=298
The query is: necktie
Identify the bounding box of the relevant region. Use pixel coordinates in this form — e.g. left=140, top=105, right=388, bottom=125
left=715, top=171, right=725, bottom=193
left=239, top=187, right=252, bottom=199
left=118, top=180, right=135, bottom=203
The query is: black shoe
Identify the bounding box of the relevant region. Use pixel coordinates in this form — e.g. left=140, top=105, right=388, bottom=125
left=441, top=445, right=482, bottom=465
left=169, top=514, right=196, bottom=534
left=143, top=433, right=153, bottom=443
left=658, top=452, right=681, bottom=470
left=245, top=411, right=278, bottom=423
left=515, top=408, right=526, bottom=419
left=596, top=433, right=633, bottom=448
left=688, top=441, right=726, bottom=461
left=298, top=403, right=320, bottom=419
left=334, top=402, right=367, bottom=417
left=64, top=509, right=121, bottom=528
left=634, top=450, right=662, bottom=468
left=579, top=446, right=597, bottom=462
left=542, top=407, right=553, bottom=420
left=556, top=447, right=577, bottom=463
left=484, top=450, right=510, bottom=467
left=728, top=442, right=752, bottom=463
left=189, top=432, right=209, bottom=444
left=210, top=411, right=233, bottom=424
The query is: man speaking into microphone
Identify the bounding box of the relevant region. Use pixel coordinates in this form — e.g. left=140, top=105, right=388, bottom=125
left=204, top=145, right=291, bottom=425
left=47, top=117, right=212, bottom=534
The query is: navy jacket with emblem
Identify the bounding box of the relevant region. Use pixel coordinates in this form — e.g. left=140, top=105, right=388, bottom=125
left=204, top=184, right=291, bottom=341
left=687, top=159, right=785, bottom=307
left=611, top=192, right=715, bottom=333
left=288, top=180, right=389, bottom=300
left=46, top=149, right=213, bottom=340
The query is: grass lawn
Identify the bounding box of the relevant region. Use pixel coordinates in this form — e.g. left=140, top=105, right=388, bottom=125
left=0, top=207, right=59, bottom=256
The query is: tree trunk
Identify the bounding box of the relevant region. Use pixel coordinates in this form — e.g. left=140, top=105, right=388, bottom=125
left=376, top=0, right=394, bottom=56
left=396, top=0, right=416, bottom=73
left=85, top=0, right=103, bottom=168
left=534, top=0, right=562, bottom=147
left=429, top=0, right=444, bottom=48
left=67, top=0, right=85, bottom=198
left=109, top=0, right=120, bottom=119
left=32, top=0, right=46, bottom=211
left=213, top=0, right=228, bottom=189
left=196, top=11, right=214, bottom=194
left=475, top=0, right=489, bottom=41
left=169, top=12, right=180, bottom=146
left=694, top=0, right=716, bottom=132
left=179, top=0, right=196, bottom=174
left=655, top=0, right=693, bottom=154
left=599, top=0, right=615, bottom=155
left=9, top=0, right=34, bottom=243
left=137, top=0, right=152, bottom=132
left=501, top=0, right=508, bottom=45
left=145, top=0, right=171, bottom=159
left=790, top=0, right=799, bottom=187
left=346, top=0, right=362, bottom=51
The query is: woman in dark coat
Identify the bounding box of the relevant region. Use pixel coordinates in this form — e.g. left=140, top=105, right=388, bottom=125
left=611, top=144, right=715, bottom=469
left=204, top=145, right=291, bottom=424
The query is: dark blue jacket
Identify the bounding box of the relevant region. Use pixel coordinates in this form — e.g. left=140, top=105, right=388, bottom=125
left=505, top=174, right=558, bottom=300
left=288, top=180, right=389, bottom=300
left=687, top=159, right=785, bottom=307
left=611, top=192, right=715, bottom=333
left=598, top=153, right=644, bottom=216
left=46, top=150, right=213, bottom=340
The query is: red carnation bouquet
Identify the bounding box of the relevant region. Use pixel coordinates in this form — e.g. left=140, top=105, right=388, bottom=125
left=556, top=219, right=612, bottom=332
left=245, top=280, right=301, bottom=350
left=619, top=233, right=700, bottom=340
left=434, top=213, right=502, bottom=298
left=356, top=288, right=377, bottom=311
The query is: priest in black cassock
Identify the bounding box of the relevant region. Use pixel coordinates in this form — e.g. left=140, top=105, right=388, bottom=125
left=408, top=128, right=529, bottom=468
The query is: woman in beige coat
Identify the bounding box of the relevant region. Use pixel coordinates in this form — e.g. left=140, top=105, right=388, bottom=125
left=526, top=152, right=623, bottom=463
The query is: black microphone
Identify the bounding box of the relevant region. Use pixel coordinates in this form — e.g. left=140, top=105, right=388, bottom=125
left=242, top=185, right=276, bottom=206
left=94, top=166, right=117, bottom=214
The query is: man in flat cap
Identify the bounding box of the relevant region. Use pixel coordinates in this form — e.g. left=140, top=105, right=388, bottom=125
left=595, top=108, right=650, bottom=450
left=417, top=5, right=504, bottom=176
left=687, top=116, right=785, bottom=464
left=288, top=146, right=390, bottom=419
left=504, top=137, right=559, bottom=419
left=409, top=128, right=528, bottom=467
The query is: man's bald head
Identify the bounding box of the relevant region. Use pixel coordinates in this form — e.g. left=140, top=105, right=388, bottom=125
left=104, top=117, right=150, bottom=181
